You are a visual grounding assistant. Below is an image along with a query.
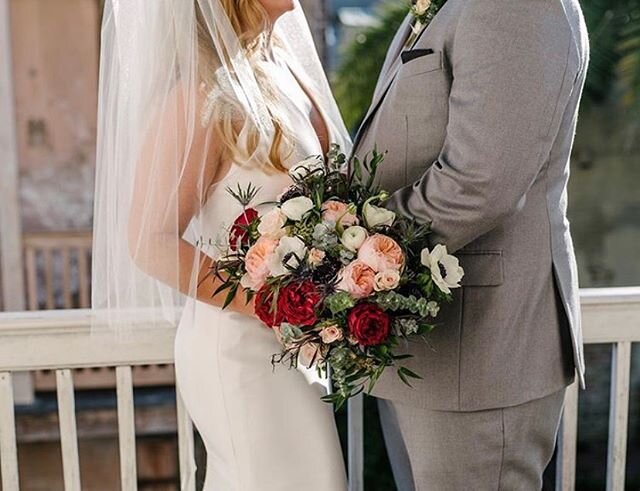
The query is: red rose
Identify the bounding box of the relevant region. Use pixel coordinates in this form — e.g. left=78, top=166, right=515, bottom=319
left=347, top=303, right=391, bottom=346
left=278, top=281, right=322, bottom=327
left=254, top=285, right=284, bottom=328
left=229, top=208, right=258, bottom=251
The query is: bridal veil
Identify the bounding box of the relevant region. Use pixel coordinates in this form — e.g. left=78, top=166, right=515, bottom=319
left=91, top=0, right=350, bottom=338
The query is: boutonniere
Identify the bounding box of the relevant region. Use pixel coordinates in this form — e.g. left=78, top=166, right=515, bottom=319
left=411, top=0, right=432, bottom=23
left=410, top=0, right=446, bottom=33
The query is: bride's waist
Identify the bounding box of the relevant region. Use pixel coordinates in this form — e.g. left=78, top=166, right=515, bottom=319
left=179, top=298, right=268, bottom=333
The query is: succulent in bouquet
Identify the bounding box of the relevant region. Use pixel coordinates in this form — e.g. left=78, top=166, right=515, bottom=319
left=207, top=145, right=464, bottom=408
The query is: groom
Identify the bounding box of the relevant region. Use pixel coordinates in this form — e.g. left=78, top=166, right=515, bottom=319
left=353, top=0, right=588, bottom=489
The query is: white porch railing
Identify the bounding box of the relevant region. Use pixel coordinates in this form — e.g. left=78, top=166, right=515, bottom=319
left=0, top=287, right=639, bottom=491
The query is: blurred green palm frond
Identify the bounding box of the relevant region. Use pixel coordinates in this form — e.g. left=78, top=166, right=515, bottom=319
left=332, top=2, right=408, bottom=132
left=582, top=0, right=640, bottom=112
left=617, top=3, right=640, bottom=109
left=332, top=0, right=640, bottom=133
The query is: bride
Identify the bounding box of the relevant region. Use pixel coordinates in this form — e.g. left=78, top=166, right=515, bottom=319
left=92, top=0, right=351, bottom=489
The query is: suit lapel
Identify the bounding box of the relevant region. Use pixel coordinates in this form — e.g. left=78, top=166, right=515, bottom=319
left=376, top=14, right=414, bottom=94
left=353, top=15, right=413, bottom=146
left=353, top=11, right=437, bottom=150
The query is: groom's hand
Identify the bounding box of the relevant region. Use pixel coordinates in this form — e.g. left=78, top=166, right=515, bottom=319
left=386, top=0, right=578, bottom=253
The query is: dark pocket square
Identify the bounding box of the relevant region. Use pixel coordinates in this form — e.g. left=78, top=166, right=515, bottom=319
left=401, top=48, right=434, bottom=64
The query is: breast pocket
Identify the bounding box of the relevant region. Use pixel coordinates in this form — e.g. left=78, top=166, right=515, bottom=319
left=397, top=50, right=444, bottom=80
left=457, top=251, right=504, bottom=287
left=393, top=50, right=448, bottom=107
left=389, top=50, right=449, bottom=176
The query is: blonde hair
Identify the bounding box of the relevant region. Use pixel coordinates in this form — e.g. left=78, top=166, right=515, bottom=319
left=195, top=0, right=291, bottom=173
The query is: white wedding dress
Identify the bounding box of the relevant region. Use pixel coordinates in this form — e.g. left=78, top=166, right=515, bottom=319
left=174, top=54, right=348, bottom=491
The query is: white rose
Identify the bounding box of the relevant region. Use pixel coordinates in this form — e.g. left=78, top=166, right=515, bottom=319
left=257, top=208, right=288, bottom=239
left=420, top=244, right=464, bottom=294
left=374, top=270, right=401, bottom=291
left=268, top=236, right=308, bottom=277
left=289, top=155, right=325, bottom=180
left=363, top=202, right=396, bottom=228
left=415, top=0, right=431, bottom=15
left=341, top=226, right=369, bottom=251
left=281, top=196, right=314, bottom=221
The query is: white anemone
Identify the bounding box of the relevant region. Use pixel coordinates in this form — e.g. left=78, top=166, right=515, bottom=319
left=420, top=244, right=464, bottom=294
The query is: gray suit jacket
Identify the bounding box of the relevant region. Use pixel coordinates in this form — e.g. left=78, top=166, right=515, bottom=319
left=354, top=0, right=588, bottom=411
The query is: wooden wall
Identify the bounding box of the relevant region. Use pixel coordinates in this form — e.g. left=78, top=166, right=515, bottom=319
left=7, top=0, right=328, bottom=235
left=9, top=0, right=99, bottom=232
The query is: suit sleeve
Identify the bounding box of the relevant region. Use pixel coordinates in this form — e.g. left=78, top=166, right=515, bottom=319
left=385, top=0, right=576, bottom=252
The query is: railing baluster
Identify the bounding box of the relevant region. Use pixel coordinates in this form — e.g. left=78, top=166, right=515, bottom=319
left=56, top=369, right=81, bottom=491
left=77, top=247, right=90, bottom=308
left=61, top=247, right=72, bottom=309
left=176, top=389, right=196, bottom=491
left=606, top=341, right=631, bottom=491
left=116, top=366, right=138, bottom=491
left=348, top=393, right=364, bottom=491
left=556, top=381, right=579, bottom=491
left=43, top=248, right=55, bottom=309
left=25, top=247, right=38, bottom=310
left=0, top=372, right=20, bottom=490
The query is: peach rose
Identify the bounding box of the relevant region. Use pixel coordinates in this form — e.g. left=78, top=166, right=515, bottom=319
left=241, top=236, right=279, bottom=290
left=336, top=260, right=376, bottom=299
left=308, top=247, right=326, bottom=267
left=357, top=234, right=405, bottom=273
left=374, top=269, right=401, bottom=291
left=321, top=200, right=358, bottom=227
left=299, top=342, right=321, bottom=368
left=320, top=324, right=344, bottom=344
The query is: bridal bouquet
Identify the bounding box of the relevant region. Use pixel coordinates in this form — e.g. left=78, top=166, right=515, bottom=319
left=211, top=145, right=464, bottom=407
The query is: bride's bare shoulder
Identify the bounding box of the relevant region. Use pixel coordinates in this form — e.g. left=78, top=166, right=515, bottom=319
left=136, top=79, right=226, bottom=192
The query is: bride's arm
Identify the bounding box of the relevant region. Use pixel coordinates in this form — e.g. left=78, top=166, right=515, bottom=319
left=127, top=84, right=255, bottom=316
